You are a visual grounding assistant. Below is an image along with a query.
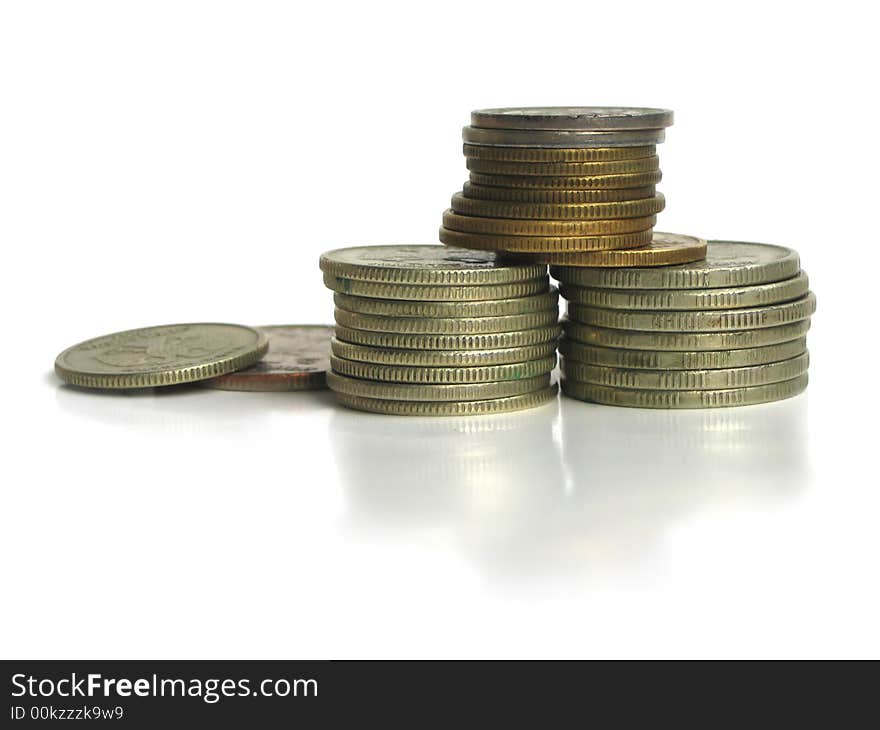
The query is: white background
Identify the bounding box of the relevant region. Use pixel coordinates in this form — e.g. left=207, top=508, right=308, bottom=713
left=1, top=0, right=878, bottom=658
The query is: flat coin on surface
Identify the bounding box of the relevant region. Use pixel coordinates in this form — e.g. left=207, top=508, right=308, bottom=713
left=334, top=386, right=559, bottom=416
left=528, top=232, right=706, bottom=267
left=469, top=107, right=674, bottom=131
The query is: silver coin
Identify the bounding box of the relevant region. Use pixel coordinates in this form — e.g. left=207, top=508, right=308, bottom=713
left=470, top=107, right=674, bottom=131
left=462, top=126, right=667, bottom=148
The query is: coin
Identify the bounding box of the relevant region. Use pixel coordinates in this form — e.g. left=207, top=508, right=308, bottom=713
left=319, top=244, right=544, bottom=285
left=334, top=324, right=561, bottom=351
left=451, top=192, right=666, bottom=220
left=463, top=126, right=667, bottom=148
left=568, top=292, right=816, bottom=331
left=527, top=232, right=706, bottom=266
left=442, top=210, right=656, bottom=237
left=466, top=156, right=661, bottom=176
left=439, top=227, right=654, bottom=253
left=559, top=272, right=810, bottom=310
left=334, top=386, right=559, bottom=416
left=462, top=182, right=657, bottom=203
left=469, top=107, right=674, bottom=131
left=470, top=170, right=663, bottom=190
left=203, top=325, right=333, bottom=392
left=333, top=288, right=559, bottom=317
left=562, top=352, right=809, bottom=389
left=463, top=144, right=657, bottom=162
left=55, top=323, right=268, bottom=390
left=550, top=240, right=801, bottom=288
left=562, top=319, right=811, bottom=351
left=327, top=371, right=551, bottom=401
left=558, top=337, right=808, bottom=369
left=334, top=307, right=559, bottom=335
left=331, top=338, right=558, bottom=367
left=330, top=354, right=557, bottom=384
left=561, top=373, right=808, bottom=409
left=323, top=274, right=550, bottom=301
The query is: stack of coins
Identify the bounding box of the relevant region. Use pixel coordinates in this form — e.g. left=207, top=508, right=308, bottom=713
left=439, top=107, right=676, bottom=263
left=319, top=245, right=561, bottom=416
left=554, top=241, right=816, bottom=408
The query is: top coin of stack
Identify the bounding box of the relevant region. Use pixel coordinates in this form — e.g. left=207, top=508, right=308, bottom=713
left=440, top=107, right=688, bottom=266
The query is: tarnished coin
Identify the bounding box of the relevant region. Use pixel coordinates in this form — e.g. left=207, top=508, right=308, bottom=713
left=528, top=232, right=706, bottom=267
left=55, top=323, right=268, bottom=390
left=334, top=324, right=561, bottom=351
left=327, top=371, right=551, bottom=402
left=466, top=156, right=660, bottom=177
left=333, top=288, right=558, bottom=317
left=551, top=241, right=801, bottom=289
left=331, top=338, right=558, bottom=367
left=442, top=210, right=656, bottom=237
left=439, top=227, right=654, bottom=253
left=470, top=170, right=663, bottom=190
left=330, top=354, right=557, bottom=384
left=451, top=192, right=666, bottom=220
left=568, top=292, right=817, bottom=331
left=561, top=373, right=808, bottom=409
left=469, top=107, right=674, bottom=131
left=562, top=319, right=811, bottom=351
left=463, top=144, right=657, bottom=162
left=463, top=126, right=666, bottom=148
left=559, top=272, right=810, bottom=310
left=562, top=352, right=809, bottom=390
left=319, top=244, right=544, bottom=285
left=323, top=274, right=549, bottom=301
left=203, top=325, right=333, bottom=392
left=462, top=182, right=657, bottom=203
left=334, top=386, right=559, bottom=416
left=558, top=337, right=808, bottom=370
left=334, top=308, right=558, bottom=335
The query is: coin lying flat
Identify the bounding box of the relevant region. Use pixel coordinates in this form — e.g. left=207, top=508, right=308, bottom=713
left=562, top=319, right=811, bottom=351
left=55, top=323, right=268, bottom=390
left=323, top=274, right=550, bottom=302
left=466, top=156, right=661, bottom=177
left=568, top=292, right=816, bottom=331
left=559, top=272, right=810, bottom=310
left=469, top=170, right=663, bottom=190
left=334, top=324, right=562, bottom=351
left=529, top=232, right=707, bottom=267
left=561, top=373, right=808, bottom=409
left=462, top=182, right=657, bottom=203
left=203, top=325, right=333, bottom=391
left=334, top=308, right=559, bottom=335
left=327, top=371, right=551, bottom=402
left=463, top=144, right=657, bottom=162
left=319, top=244, right=544, bottom=285
left=439, top=227, right=654, bottom=253
left=450, top=192, right=666, bottom=220
left=551, top=241, right=800, bottom=289
left=331, top=338, right=558, bottom=367
left=469, top=107, right=674, bottom=131
left=442, top=210, right=657, bottom=237
left=334, top=386, right=559, bottom=416
left=333, top=289, right=558, bottom=318
left=559, top=337, right=808, bottom=370
left=331, top=354, right=557, bottom=384
left=463, top=126, right=667, bottom=148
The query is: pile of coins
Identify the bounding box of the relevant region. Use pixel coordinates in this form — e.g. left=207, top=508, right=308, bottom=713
left=555, top=241, right=816, bottom=408
left=319, top=245, right=562, bottom=415
left=439, top=107, right=676, bottom=265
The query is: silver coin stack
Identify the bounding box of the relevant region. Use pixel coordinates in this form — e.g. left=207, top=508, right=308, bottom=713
left=554, top=241, right=816, bottom=408
left=319, top=245, right=561, bottom=416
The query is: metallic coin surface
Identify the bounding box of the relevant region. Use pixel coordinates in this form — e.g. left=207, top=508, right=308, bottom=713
left=439, top=227, right=654, bottom=253
left=327, top=371, right=551, bottom=402
left=333, top=289, right=558, bottom=318
left=323, top=274, right=549, bottom=301
left=334, top=307, right=558, bottom=335
left=558, top=337, right=808, bottom=370
left=469, top=107, right=674, bottom=131
left=451, top=192, right=666, bottom=220
left=561, top=373, right=808, bottom=409
left=330, top=354, right=557, bottom=384
left=203, top=325, right=333, bottom=392
left=551, top=240, right=801, bottom=289
left=531, top=232, right=706, bottom=266
left=463, top=144, right=656, bottom=162
left=331, top=338, right=558, bottom=367
left=462, top=182, right=656, bottom=203
left=562, top=319, right=811, bottom=351
left=466, top=156, right=661, bottom=177
left=319, top=244, right=544, bottom=285
left=562, top=352, right=809, bottom=390
left=334, top=323, right=561, bottom=351
left=568, top=292, right=816, bottom=331
left=470, top=170, right=663, bottom=190
left=334, top=385, right=559, bottom=416
left=55, top=323, right=268, bottom=390
left=442, top=210, right=656, bottom=237
left=559, top=272, right=810, bottom=310
left=463, top=126, right=666, bottom=148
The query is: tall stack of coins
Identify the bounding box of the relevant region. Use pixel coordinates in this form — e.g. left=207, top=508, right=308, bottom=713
left=320, top=245, right=561, bottom=416
left=439, top=107, right=679, bottom=264
left=554, top=241, right=816, bottom=408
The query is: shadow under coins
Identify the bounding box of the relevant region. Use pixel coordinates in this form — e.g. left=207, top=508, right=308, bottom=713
left=328, top=391, right=811, bottom=586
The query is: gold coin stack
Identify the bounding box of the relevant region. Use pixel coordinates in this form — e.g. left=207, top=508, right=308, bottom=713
left=319, top=245, right=561, bottom=416
left=554, top=241, right=816, bottom=408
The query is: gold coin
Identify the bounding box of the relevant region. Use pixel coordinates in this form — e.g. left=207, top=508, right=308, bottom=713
left=451, top=192, right=665, bottom=220
left=333, top=288, right=558, bottom=318
left=330, top=354, right=557, bottom=384
left=327, top=371, right=551, bottom=401
left=469, top=170, right=663, bottom=190
left=441, top=210, right=656, bottom=237
left=466, top=156, right=660, bottom=177
left=462, top=182, right=656, bottom=203
left=334, top=307, right=558, bottom=335
left=323, top=273, right=549, bottom=301
left=334, top=386, right=559, bottom=416
left=560, top=373, right=808, bottom=409
left=439, top=227, right=653, bottom=253
left=527, top=232, right=706, bottom=266
left=334, top=324, right=561, bottom=351
left=463, top=144, right=656, bottom=162
left=331, top=338, right=558, bottom=367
